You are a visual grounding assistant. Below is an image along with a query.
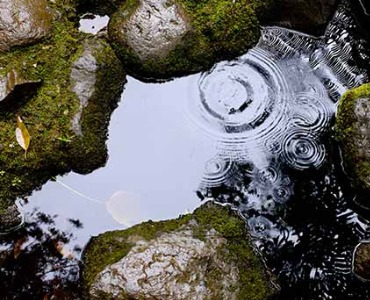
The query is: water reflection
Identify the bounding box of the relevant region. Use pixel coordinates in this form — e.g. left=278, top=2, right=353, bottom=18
left=1, top=1, right=369, bottom=298
left=194, top=2, right=370, bottom=298
left=0, top=208, right=81, bottom=299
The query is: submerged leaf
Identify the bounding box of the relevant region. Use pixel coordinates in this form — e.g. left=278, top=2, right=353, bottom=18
left=15, top=115, right=30, bottom=159
left=13, top=236, right=27, bottom=259
left=54, top=241, right=75, bottom=259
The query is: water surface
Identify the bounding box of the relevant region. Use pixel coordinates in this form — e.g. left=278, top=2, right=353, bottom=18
left=2, top=1, right=370, bottom=299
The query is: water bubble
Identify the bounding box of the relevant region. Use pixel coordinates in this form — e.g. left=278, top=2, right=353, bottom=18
left=248, top=215, right=274, bottom=238
left=281, top=130, right=326, bottom=170
left=272, top=186, right=292, bottom=204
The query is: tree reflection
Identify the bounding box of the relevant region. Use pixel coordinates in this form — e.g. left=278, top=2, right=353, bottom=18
left=0, top=209, right=83, bottom=299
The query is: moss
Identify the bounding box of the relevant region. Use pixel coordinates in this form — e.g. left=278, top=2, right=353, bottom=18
left=108, top=0, right=276, bottom=80
left=81, top=202, right=277, bottom=299
left=335, top=83, right=370, bottom=191
left=0, top=4, right=125, bottom=209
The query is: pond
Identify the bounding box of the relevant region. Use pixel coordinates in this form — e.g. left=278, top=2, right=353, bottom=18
left=1, top=0, right=370, bottom=299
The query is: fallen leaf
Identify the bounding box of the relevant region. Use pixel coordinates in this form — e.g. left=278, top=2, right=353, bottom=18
left=15, top=115, right=30, bottom=159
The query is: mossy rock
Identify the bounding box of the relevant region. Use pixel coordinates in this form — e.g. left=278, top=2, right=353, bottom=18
left=81, top=202, right=279, bottom=300
left=108, top=0, right=275, bottom=81
left=335, top=83, right=370, bottom=207
left=0, top=2, right=125, bottom=211
left=353, top=242, right=370, bottom=281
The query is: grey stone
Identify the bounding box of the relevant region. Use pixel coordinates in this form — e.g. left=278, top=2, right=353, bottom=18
left=121, top=0, right=188, bottom=61
left=70, top=42, right=98, bottom=136
left=82, top=202, right=279, bottom=300
left=90, top=228, right=239, bottom=300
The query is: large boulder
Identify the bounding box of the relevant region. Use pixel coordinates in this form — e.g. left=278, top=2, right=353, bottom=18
left=0, top=2, right=125, bottom=221
left=0, top=0, right=52, bottom=53
left=108, top=0, right=274, bottom=80
left=265, top=0, right=339, bottom=35
left=335, top=83, right=370, bottom=207
left=82, top=202, right=279, bottom=300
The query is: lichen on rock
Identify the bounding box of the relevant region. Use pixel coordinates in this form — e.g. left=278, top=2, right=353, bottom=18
left=335, top=83, right=370, bottom=207
left=82, top=202, right=279, bottom=300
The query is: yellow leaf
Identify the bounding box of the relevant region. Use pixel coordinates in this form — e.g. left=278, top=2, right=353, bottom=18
left=15, top=115, right=31, bottom=159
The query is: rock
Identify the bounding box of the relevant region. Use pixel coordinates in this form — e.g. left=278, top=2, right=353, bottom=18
left=0, top=2, right=125, bottom=219
left=68, top=36, right=127, bottom=174
left=335, top=83, right=370, bottom=207
left=70, top=42, right=100, bottom=136
left=82, top=202, right=279, bottom=300
left=0, top=0, right=52, bottom=53
left=265, top=0, right=339, bottom=36
left=0, top=69, right=42, bottom=110
left=0, top=204, right=23, bottom=233
left=108, top=0, right=273, bottom=80
left=353, top=242, right=370, bottom=280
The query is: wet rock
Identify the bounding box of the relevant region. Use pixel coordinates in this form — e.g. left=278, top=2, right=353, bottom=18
left=0, top=204, right=23, bottom=233
left=265, top=0, right=339, bottom=36
left=353, top=242, right=370, bottom=280
left=0, top=69, right=41, bottom=110
left=0, top=0, right=52, bottom=53
left=336, top=83, right=370, bottom=207
left=82, top=202, right=279, bottom=300
left=68, top=36, right=126, bottom=174
left=108, top=0, right=272, bottom=80
left=70, top=42, right=99, bottom=136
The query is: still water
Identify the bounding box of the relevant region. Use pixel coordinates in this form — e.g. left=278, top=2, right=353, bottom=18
left=1, top=0, right=370, bottom=299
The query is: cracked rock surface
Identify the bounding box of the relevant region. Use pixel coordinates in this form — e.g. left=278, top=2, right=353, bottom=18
left=82, top=202, right=279, bottom=300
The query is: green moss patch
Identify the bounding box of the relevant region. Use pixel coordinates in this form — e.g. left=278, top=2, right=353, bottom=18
left=81, top=202, right=278, bottom=299
left=335, top=83, right=370, bottom=191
